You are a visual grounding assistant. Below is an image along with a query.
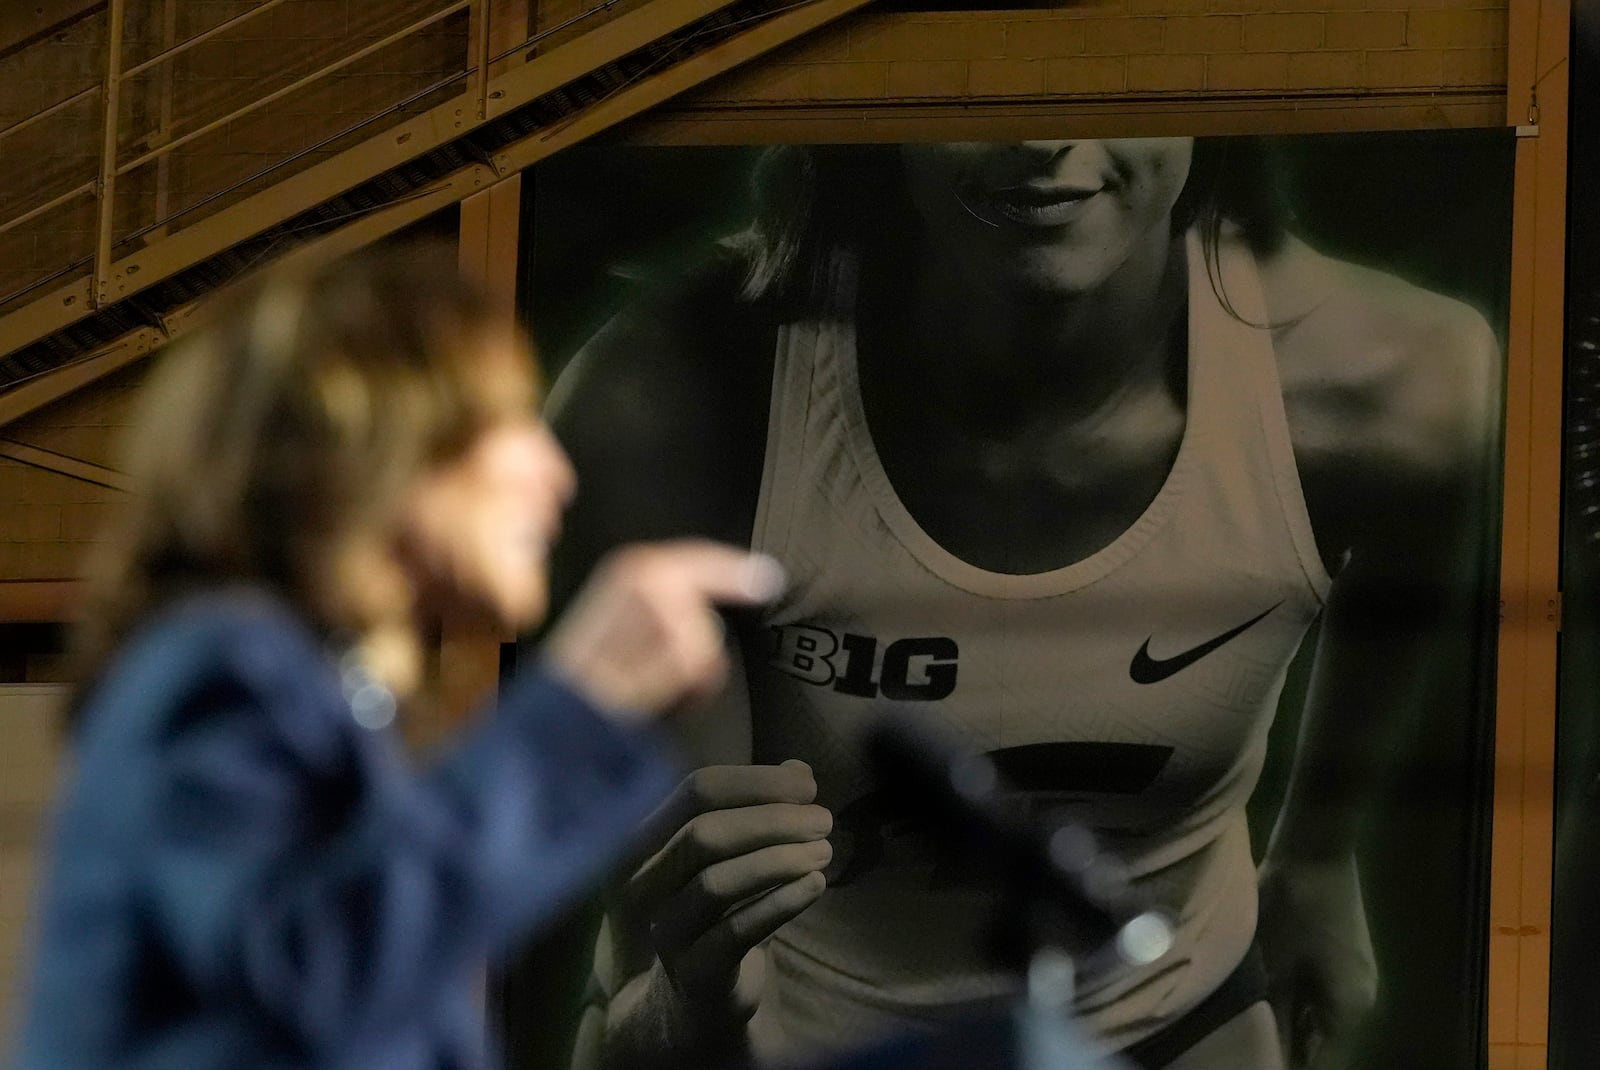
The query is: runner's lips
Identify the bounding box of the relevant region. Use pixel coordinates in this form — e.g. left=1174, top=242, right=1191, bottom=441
left=976, top=183, right=1107, bottom=227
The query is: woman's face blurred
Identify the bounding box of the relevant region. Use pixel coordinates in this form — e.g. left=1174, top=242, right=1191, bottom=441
left=399, top=340, right=576, bottom=633
left=899, top=139, right=1194, bottom=295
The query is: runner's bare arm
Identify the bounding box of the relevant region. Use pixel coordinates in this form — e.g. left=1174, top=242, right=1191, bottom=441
left=1260, top=258, right=1501, bottom=1070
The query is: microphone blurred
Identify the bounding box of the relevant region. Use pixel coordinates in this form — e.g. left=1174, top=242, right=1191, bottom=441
left=864, top=712, right=1173, bottom=972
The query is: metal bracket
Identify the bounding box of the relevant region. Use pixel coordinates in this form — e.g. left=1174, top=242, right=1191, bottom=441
left=459, top=137, right=504, bottom=177
left=124, top=296, right=170, bottom=338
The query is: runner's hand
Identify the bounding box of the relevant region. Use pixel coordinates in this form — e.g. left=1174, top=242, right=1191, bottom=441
left=1258, top=852, right=1378, bottom=1070
left=593, top=760, right=832, bottom=1067
left=626, top=760, right=831, bottom=1010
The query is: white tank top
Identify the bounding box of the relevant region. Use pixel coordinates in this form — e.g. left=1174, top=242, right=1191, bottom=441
left=743, top=230, right=1332, bottom=1059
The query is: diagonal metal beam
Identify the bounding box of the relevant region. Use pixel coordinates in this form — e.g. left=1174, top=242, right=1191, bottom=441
left=482, top=0, right=738, bottom=119
left=0, top=439, right=132, bottom=493
left=0, top=329, right=161, bottom=429
left=0, top=0, right=868, bottom=425
left=496, top=0, right=868, bottom=167
left=0, top=0, right=777, bottom=358
left=0, top=0, right=106, bottom=63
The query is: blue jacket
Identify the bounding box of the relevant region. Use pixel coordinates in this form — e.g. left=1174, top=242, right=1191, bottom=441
left=13, top=590, right=678, bottom=1069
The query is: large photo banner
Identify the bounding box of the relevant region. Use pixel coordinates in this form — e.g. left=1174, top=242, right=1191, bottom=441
left=513, top=129, right=1512, bottom=1070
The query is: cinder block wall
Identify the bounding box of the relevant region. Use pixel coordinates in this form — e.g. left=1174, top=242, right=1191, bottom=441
left=688, top=1, right=1507, bottom=108
left=0, top=367, right=144, bottom=592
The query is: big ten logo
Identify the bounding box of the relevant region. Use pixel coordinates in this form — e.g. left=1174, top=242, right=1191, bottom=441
left=767, top=625, right=958, bottom=701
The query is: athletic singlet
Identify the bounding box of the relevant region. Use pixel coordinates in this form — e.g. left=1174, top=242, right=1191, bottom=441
left=743, top=230, right=1332, bottom=1061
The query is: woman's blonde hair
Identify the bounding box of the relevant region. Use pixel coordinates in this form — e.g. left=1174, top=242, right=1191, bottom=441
left=73, top=243, right=533, bottom=713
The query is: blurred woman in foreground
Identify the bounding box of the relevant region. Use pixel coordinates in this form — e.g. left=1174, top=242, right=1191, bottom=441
left=12, top=245, right=782, bottom=1070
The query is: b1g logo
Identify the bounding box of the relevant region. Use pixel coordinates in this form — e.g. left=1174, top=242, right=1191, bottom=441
left=768, top=625, right=958, bottom=701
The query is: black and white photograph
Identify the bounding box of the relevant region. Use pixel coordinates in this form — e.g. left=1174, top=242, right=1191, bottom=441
left=511, top=130, right=1512, bottom=1070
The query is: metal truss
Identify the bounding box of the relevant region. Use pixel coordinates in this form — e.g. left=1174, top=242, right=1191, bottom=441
left=0, top=0, right=869, bottom=424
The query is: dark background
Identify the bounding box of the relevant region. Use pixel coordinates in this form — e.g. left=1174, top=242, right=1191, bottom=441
left=509, top=128, right=1515, bottom=1070
left=1552, top=2, right=1600, bottom=1066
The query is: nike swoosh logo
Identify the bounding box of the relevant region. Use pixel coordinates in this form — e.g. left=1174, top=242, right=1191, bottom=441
left=1129, top=602, right=1282, bottom=685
